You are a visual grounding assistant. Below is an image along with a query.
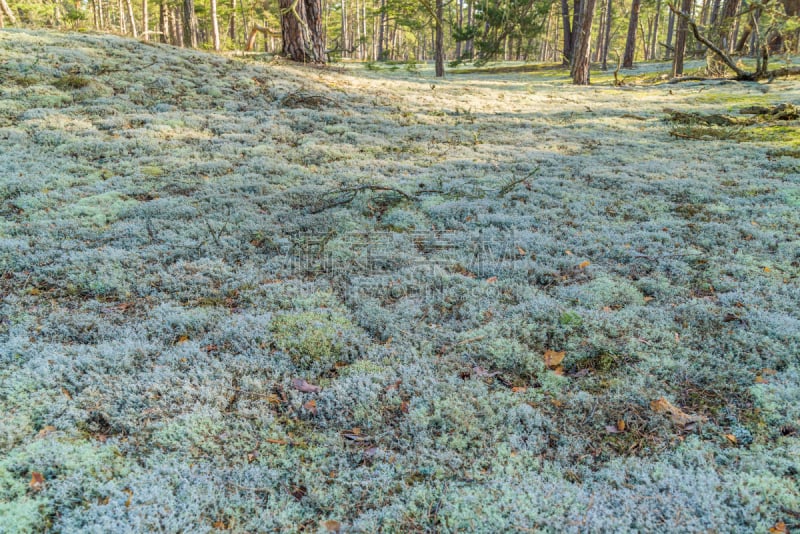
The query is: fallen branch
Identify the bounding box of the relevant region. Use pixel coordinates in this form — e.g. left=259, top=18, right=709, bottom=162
left=497, top=167, right=540, bottom=197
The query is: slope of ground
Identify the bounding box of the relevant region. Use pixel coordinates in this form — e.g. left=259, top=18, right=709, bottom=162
left=1, top=29, right=799, bottom=532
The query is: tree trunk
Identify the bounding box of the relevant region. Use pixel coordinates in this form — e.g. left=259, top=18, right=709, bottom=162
left=435, top=0, right=444, bottom=76
left=665, top=9, right=674, bottom=58
left=708, top=0, right=740, bottom=73
left=142, top=0, right=149, bottom=40
left=561, top=0, right=572, bottom=64
left=649, top=0, right=661, bottom=60
left=572, top=0, right=597, bottom=83
left=571, top=0, right=582, bottom=63
left=601, top=0, right=612, bottom=68
left=279, top=0, right=326, bottom=62
left=341, top=0, right=348, bottom=56
left=672, top=0, right=692, bottom=76
left=377, top=0, right=386, bottom=59
left=183, top=0, right=198, bottom=47
left=125, top=0, right=138, bottom=36
left=622, top=0, right=640, bottom=67
left=210, top=0, right=220, bottom=50
left=118, top=0, right=127, bottom=33
left=159, top=0, right=167, bottom=42
left=229, top=0, right=236, bottom=42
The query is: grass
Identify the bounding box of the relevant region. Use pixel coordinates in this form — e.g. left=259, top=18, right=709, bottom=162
left=0, top=29, right=799, bottom=533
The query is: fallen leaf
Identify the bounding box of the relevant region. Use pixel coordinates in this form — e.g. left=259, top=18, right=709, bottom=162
left=486, top=276, right=498, bottom=284
left=565, top=250, right=573, bottom=256
left=605, top=425, right=621, bottom=434
left=36, top=426, right=56, bottom=439
left=650, top=397, right=708, bottom=427
left=763, top=266, right=771, bottom=273
left=265, top=438, right=288, bottom=445
left=617, top=419, right=626, bottom=432
left=769, top=521, right=787, bottom=534
left=643, top=296, right=654, bottom=302
left=303, top=399, right=317, bottom=414
left=543, top=349, right=566, bottom=369
left=29, top=472, right=45, bottom=491
left=517, top=247, right=526, bottom=256
left=61, top=387, right=72, bottom=400
left=176, top=335, right=189, bottom=344
left=323, top=520, right=342, bottom=532
left=755, top=375, right=768, bottom=384
left=292, top=379, right=322, bottom=393
left=123, top=488, right=133, bottom=507
left=290, top=485, right=307, bottom=501
left=578, top=260, right=590, bottom=269
left=400, top=401, right=409, bottom=413
left=511, top=386, right=527, bottom=393
left=724, top=434, right=737, bottom=444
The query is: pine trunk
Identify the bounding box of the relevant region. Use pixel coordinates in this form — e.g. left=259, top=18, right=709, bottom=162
left=279, top=0, right=326, bottom=62
left=572, top=0, right=596, bottom=84
left=601, top=0, right=612, bottom=68
left=210, top=0, right=220, bottom=50
left=561, top=0, right=572, bottom=64
left=435, top=0, right=444, bottom=76
left=622, top=0, right=640, bottom=67
left=672, top=0, right=691, bottom=76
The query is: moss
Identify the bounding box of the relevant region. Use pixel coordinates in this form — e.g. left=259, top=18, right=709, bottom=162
left=51, top=75, right=92, bottom=91
left=141, top=165, right=165, bottom=177
left=746, top=125, right=800, bottom=147
left=270, top=310, right=355, bottom=370
left=63, top=191, right=138, bottom=226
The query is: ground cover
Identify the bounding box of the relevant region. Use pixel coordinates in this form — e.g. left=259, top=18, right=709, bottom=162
left=0, top=29, right=799, bottom=532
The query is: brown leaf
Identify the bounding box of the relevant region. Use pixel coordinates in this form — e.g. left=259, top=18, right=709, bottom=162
left=616, top=419, right=626, bottom=432
left=578, top=260, right=591, bottom=269
left=724, top=433, right=737, bottom=444
left=400, top=400, right=409, bottom=414
left=650, top=397, right=708, bottom=427
left=292, top=379, right=322, bottom=393
left=322, top=520, right=342, bottom=532
left=29, top=471, right=45, bottom=492
left=486, top=276, right=498, bottom=284
left=543, top=349, right=566, bottom=369
left=769, top=521, right=787, bottom=534
left=265, top=438, right=288, bottom=445
left=303, top=399, right=317, bottom=414
left=290, top=485, right=307, bottom=501
left=511, top=386, right=527, bottom=393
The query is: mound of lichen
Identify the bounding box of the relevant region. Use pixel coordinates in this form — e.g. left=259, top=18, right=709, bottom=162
left=0, top=29, right=798, bottom=533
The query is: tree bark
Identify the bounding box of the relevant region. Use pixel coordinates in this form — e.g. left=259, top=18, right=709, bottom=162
left=572, top=0, right=597, bottom=84
left=435, top=0, right=444, bottom=76
left=622, top=0, right=641, bottom=67
left=561, top=0, right=573, bottom=64
left=601, top=0, right=613, bottom=68
left=183, top=0, right=198, bottom=47
left=672, top=0, right=693, bottom=76
left=649, top=0, right=662, bottom=60
left=665, top=9, right=674, bottom=58
left=377, top=0, right=386, bottom=59
left=210, top=0, right=220, bottom=50
left=142, top=0, right=149, bottom=40
left=160, top=0, right=167, bottom=42
left=279, top=0, right=326, bottom=62
left=125, top=0, right=138, bottom=36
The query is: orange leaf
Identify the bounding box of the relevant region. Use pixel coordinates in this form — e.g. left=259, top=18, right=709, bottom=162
left=323, top=520, right=342, bottom=532
left=578, top=260, right=590, bottom=269
left=400, top=401, right=409, bottom=414
left=755, top=375, right=768, bottom=384
left=29, top=472, right=44, bottom=491
left=543, top=349, right=566, bottom=369
left=724, top=434, right=737, bottom=444
left=176, top=335, right=189, bottom=344
left=643, top=296, right=654, bottom=302
left=769, top=521, right=787, bottom=534
left=511, top=386, right=527, bottom=393
left=650, top=397, right=708, bottom=427
left=565, top=250, right=573, bottom=256
left=486, top=276, right=498, bottom=284
left=616, top=419, right=626, bottom=432
left=265, top=438, right=288, bottom=445
left=303, top=399, right=317, bottom=414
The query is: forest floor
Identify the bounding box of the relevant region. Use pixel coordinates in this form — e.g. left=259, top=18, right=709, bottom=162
left=1, top=29, right=799, bottom=533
